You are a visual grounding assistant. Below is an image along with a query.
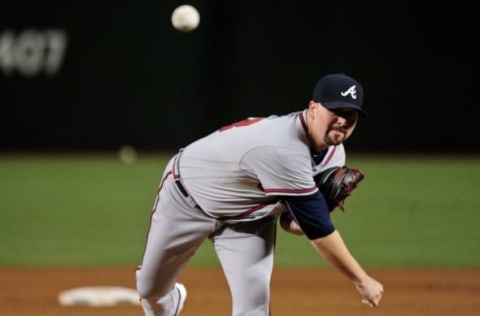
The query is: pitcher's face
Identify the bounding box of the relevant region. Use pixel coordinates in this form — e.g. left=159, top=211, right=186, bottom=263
left=307, top=101, right=358, bottom=150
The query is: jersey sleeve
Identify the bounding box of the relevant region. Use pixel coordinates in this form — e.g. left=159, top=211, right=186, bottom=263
left=241, top=146, right=318, bottom=197
left=284, top=191, right=335, bottom=239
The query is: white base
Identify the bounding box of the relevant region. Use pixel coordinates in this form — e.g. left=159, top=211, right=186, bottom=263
left=58, top=286, right=140, bottom=307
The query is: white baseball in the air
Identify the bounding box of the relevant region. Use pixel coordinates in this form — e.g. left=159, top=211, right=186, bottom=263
left=171, top=5, right=200, bottom=32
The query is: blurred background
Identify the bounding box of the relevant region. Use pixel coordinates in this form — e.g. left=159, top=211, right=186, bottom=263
left=1, top=1, right=478, bottom=153
left=1, top=5, right=480, bottom=316
left=1, top=1, right=480, bottom=270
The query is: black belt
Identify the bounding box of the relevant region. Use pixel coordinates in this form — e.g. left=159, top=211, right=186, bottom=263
left=175, top=179, right=202, bottom=210
left=173, top=150, right=202, bottom=210
left=175, top=180, right=190, bottom=198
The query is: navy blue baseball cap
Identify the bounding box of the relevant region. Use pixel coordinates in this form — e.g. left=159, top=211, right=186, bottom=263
left=312, top=73, right=368, bottom=117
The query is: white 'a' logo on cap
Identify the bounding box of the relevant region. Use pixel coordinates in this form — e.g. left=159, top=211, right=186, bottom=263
left=340, top=85, right=357, bottom=99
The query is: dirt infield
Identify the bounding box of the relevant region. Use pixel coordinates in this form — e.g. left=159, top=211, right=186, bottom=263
left=0, top=266, right=479, bottom=316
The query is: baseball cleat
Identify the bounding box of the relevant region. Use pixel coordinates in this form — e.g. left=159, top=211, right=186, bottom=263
left=174, top=283, right=187, bottom=315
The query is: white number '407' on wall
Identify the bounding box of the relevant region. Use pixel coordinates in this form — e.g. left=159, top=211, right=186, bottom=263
left=0, top=29, right=68, bottom=77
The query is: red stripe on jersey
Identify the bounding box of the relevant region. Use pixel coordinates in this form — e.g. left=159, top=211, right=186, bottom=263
left=299, top=111, right=308, bottom=133
left=238, top=203, right=270, bottom=217
left=321, top=146, right=337, bottom=167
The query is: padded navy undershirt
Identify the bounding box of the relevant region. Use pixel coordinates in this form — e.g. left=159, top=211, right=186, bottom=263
left=284, top=191, right=335, bottom=240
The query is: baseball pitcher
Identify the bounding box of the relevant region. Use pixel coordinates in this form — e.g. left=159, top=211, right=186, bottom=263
left=135, top=73, right=384, bottom=315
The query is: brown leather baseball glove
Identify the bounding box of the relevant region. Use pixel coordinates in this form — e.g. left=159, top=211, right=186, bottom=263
left=314, top=166, right=365, bottom=211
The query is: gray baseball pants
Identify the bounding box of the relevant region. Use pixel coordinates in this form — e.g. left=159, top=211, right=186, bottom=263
left=136, top=156, right=276, bottom=316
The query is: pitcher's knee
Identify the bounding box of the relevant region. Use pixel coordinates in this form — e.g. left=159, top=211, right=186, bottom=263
left=232, top=283, right=270, bottom=315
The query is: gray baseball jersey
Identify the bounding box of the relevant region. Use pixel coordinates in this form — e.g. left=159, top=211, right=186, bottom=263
left=179, top=110, right=345, bottom=222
